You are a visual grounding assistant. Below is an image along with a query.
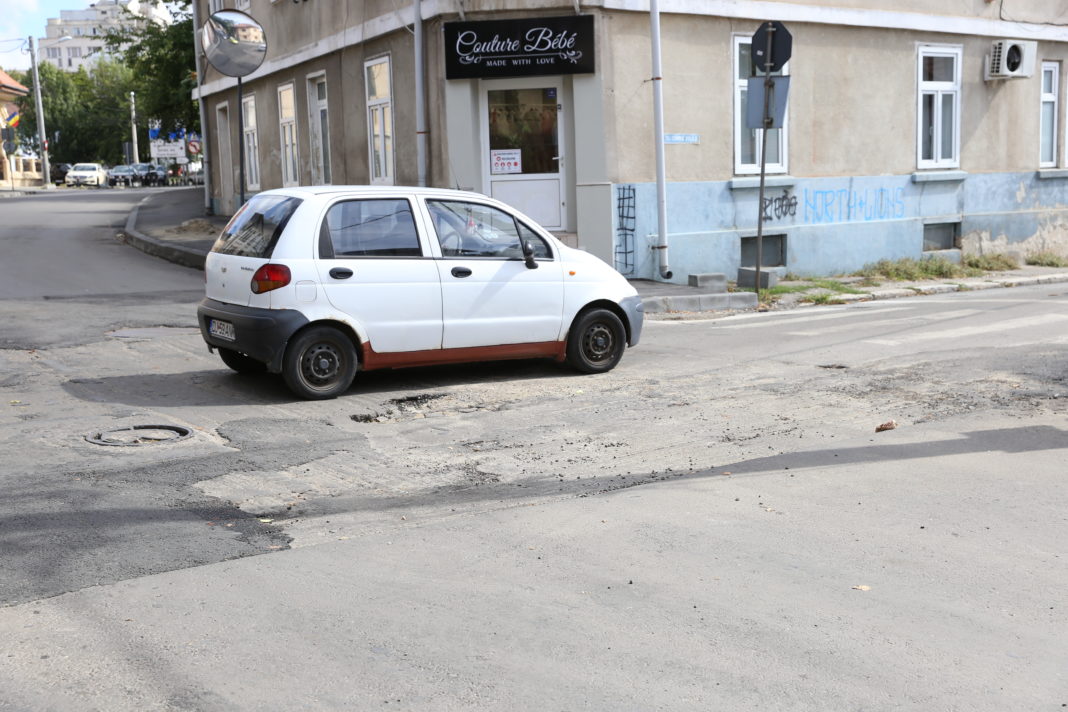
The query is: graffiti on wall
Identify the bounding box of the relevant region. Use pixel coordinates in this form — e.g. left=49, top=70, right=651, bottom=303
left=762, top=189, right=798, bottom=221
left=803, top=186, right=906, bottom=224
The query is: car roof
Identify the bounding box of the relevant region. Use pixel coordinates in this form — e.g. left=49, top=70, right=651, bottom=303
left=256, top=185, right=494, bottom=201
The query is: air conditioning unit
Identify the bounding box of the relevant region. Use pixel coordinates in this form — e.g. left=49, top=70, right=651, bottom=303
left=985, top=39, right=1037, bottom=80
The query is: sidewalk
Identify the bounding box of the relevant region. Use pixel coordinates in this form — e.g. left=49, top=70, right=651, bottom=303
left=121, top=187, right=1068, bottom=314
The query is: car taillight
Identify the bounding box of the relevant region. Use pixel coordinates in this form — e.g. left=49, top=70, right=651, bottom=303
left=250, top=264, right=291, bottom=294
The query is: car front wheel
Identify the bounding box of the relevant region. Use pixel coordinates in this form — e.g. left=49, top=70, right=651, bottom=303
left=282, top=326, right=357, bottom=400
left=566, top=308, right=626, bottom=374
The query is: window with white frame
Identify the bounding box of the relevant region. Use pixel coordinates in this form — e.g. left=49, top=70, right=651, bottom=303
left=365, top=57, right=394, bottom=185
left=1041, top=62, right=1059, bottom=167
left=308, top=75, right=331, bottom=184
left=278, top=83, right=299, bottom=186
left=733, top=34, right=788, bottom=175
left=208, top=0, right=225, bottom=13
left=917, top=45, right=962, bottom=169
left=242, top=94, right=260, bottom=190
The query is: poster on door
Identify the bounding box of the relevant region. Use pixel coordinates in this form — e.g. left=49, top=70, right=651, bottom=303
left=491, top=149, right=522, bottom=174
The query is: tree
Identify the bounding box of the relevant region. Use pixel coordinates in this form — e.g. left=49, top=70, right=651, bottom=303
left=15, top=60, right=137, bottom=165
left=104, top=0, right=199, bottom=136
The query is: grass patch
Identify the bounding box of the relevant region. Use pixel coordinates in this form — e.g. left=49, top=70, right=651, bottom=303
left=963, top=253, right=1019, bottom=271
left=1026, top=251, right=1068, bottom=268
left=801, top=293, right=846, bottom=305
left=855, top=257, right=983, bottom=281
left=765, top=279, right=863, bottom=296
left=808, top=279, right=865, bottom=294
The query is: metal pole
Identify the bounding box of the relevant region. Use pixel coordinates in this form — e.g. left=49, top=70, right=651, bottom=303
left=650, top=0, right=671, bottom=279
left=414, top=0, right=427, bottom=186
left=28, top=37, right=52, bottom=188
left=191, top=0, right=213, bottom=214
left=754, top=22, right=775, bottom=297
left=237, top=76, right=245, bottom=207
left=129, top=91, right=139, bottom=164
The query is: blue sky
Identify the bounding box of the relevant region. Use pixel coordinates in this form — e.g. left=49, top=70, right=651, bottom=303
left=0, top=1, right=95, bottom=73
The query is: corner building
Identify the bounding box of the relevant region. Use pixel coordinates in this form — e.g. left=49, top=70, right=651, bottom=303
left=194, top=0, right=1068, bottom=281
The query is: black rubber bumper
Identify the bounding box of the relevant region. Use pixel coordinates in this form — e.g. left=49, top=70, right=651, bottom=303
left=197, top=298, right=309, bottom=373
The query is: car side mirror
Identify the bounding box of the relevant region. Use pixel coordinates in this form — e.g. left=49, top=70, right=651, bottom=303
left=522, top=240, right=539, bottom=269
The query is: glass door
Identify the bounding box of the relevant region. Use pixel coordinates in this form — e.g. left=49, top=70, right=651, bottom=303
left=482, top=79, right=565, bottom=230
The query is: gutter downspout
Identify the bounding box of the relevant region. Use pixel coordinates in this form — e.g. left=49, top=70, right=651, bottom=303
left=650, top=0, right=672, bottom=279
left=415, top=0, right=427, bottom=186
left=191, top=0, right=212, bottom=214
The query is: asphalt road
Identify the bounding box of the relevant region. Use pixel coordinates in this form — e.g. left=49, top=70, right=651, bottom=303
left=0, top=191, right=1065, bottom=710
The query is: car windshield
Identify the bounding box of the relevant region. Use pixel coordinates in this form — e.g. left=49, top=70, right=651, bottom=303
left=113, top=166, right=132, bottom=173
left=211, top=195, right=303, bottom=258
left=72, top=164, right=96, bottom=171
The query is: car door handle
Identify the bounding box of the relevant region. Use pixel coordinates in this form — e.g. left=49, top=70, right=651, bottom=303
left=329, top=267, right=353, bottom=279
left=451, top=266, right=473, bottom=278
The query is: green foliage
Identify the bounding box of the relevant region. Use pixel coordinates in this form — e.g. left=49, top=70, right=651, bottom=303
left=800, top=293, right=846, bottom=305
left=14, top=61, right=137, bottom=165
left=1025, top=251, right=1068, bottom=268
left=963, top=253, right=1018, bottom=271
left=104, top=0, right=198, bottom=136
left=854, top=257, right=985, bottom=281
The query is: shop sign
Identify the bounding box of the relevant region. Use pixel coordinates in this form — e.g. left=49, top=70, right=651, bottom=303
left=491, top=149, right=522, bottom=174
left=445, top=15, right=595, bottom=79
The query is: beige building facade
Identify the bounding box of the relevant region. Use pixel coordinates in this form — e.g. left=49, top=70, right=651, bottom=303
left=195, top=0, right=1068, bottom=281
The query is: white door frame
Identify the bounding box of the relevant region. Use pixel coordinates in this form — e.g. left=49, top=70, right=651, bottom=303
left=479, top=76, right=568, bottom=231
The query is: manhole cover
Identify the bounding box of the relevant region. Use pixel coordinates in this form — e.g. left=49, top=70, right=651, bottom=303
left=86, top=424, right=194, bottom=447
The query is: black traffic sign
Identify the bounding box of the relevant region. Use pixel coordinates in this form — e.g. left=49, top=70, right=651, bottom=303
left=2, top=141, right=14, bottom=155
left=751, top=21, right=792, bottom=74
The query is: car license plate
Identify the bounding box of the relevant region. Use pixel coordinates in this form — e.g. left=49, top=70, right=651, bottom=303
left=209, top=318, right=235, bottom=341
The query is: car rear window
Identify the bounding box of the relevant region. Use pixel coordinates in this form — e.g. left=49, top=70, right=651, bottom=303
left=211, top=195, right=303, bottom=257
left=72, top=164, right=96, bottom=171
left=320, top=199, right=422, bottom=258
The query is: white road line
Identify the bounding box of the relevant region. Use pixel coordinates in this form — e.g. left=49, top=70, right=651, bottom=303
left=786, top=309, right=985, bottom=337
left=880, top=312, right=1068, bottom=344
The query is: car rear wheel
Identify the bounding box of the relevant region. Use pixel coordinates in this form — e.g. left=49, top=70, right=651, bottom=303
left=282, top=326, right=357, bottom=400
left=218, top=347, right=267, bottom=374
left=566, top=308, right=626, bottom=374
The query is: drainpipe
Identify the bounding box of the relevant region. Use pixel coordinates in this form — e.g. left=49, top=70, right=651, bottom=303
left=415, top=0, right=427, bottom=186
left=650, top=0, right=672, bottom=279
left=191, top=0, right=213, bottom=214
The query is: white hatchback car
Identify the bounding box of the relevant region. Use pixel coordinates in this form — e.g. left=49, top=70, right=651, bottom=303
left=197, top=186, right=643, bottom=400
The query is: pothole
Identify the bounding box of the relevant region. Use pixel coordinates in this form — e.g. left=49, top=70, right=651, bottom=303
left=86, top=424, right=194, bottom=446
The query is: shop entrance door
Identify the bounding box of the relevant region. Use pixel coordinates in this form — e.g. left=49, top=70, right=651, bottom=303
left=481, top=78, right=566, bottom=231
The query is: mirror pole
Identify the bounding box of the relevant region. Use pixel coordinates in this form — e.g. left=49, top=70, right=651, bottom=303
left=236, top=75, right=245, bottom=207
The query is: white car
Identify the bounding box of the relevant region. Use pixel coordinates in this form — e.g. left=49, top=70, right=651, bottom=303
left=65, top=162, right=108, bottom=187
left=197, top=186, right=644, bottom=400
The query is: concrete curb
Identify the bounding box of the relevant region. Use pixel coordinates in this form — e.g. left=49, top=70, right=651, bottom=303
left=642, top=293, right=758, bottom=313
left=121, top=198, right=207, bottom=271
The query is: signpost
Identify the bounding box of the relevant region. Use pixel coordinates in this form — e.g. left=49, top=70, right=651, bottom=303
left=750, top=21, right=792, bottom=296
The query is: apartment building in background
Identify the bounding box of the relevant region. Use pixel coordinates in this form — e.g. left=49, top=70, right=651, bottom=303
left=39, top=0, right=172, bottom=72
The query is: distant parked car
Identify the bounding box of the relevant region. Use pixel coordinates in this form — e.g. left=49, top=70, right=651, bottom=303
left=144, top=164, right=168, bottom=186
left=197, top=187, right=644, bottom=399
left=52, top=163, right=71, bottom=185
left=131, top=163, right=154, bottom=184
left=65, top=163, right=107, bottom=187
left=107, top=165, right=137, bottom=187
